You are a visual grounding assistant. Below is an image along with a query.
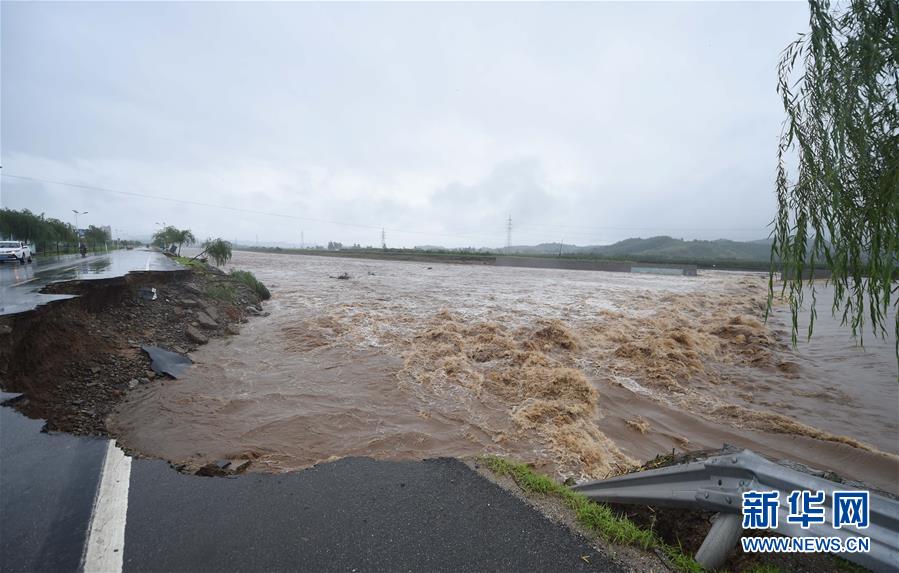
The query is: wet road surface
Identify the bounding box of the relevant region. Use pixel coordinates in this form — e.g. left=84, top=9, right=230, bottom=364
left=0, top=249, right=182, bottom=316
left=0, top=400, right=621, bottom=572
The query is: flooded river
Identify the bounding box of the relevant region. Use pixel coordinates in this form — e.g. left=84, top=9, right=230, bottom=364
left=111, top=251, right=898, bottom=492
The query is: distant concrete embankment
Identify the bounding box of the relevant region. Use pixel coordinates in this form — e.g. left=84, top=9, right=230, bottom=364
left=494, top=256, right=698, bottom=276
left=237, top=248, right=700, bottom=276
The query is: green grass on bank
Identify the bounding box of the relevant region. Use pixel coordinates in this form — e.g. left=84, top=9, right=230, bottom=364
left=173, top=255, right=208, bottom=270
left=230, top=269, right=271, bottom=300
left=204, top=283, right=235, bottom=302
left=173, top=256, right=271, bottom=302
left=482, top=456, right=703, bottom=573
left=742, top=565, right=784, bottom=573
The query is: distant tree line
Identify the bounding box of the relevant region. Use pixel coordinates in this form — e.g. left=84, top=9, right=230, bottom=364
left=0, top=208, right=120, bottom=254
left=82, top=226, right=113, bottom=249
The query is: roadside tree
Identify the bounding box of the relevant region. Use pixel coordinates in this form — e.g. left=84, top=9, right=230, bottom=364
left=198, top=238, right=232, bottom=267
left=83, top=225, right=111, bottom=249
left=771, top=0, right=898, bottom=352
left=174, top=229, right=196, bottom=255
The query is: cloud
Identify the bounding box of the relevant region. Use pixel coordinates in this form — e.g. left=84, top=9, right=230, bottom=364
left=1, top=1, right=807, bottom=247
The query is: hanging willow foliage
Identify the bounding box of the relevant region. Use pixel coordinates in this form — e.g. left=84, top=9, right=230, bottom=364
left=771, top=0, right=898, bottom=356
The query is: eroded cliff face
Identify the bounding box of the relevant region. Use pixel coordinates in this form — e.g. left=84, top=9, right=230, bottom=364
left=0, top=266, right=263, bottom=435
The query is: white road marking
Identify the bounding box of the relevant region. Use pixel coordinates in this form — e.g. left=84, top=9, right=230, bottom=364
left=9, top=277, right=37, bottom=287
left=5, top=252, right=102, bottom=287
left=82, top=440, right=132, bottom=573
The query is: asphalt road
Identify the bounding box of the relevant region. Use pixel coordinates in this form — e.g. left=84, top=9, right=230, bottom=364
left=0, top=400, right=622, bottom=572
left=0, top=249, right=182, bottom=316
left=0, top=393, right=108, bottom=572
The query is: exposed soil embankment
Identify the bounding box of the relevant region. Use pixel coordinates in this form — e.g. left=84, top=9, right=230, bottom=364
left=0, top=263, right=265, bottom=435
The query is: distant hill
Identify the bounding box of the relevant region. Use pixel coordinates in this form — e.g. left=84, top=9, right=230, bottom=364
left=504, top=236, right=774, bottom=263
left=245, top=235, right=778, bottom=267
left=591, top=236, right=773, bottom=261
left=503, top=243, right=584, bottom=256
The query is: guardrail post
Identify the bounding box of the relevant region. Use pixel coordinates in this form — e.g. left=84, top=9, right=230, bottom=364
left=694, top=512, right=742, bottom=570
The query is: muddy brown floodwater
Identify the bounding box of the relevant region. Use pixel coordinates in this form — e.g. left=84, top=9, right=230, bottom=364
left=110, top=251, right=899, bottom=493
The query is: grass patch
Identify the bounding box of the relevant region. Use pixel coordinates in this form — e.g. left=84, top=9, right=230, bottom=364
left=482, top=456, right=703, bottom=573
left=230, top=269, right=271, bottom=300
left=743, top=565, right=785, bottom=573
left=205, top=283, right=235, bottom=303
left=832, top=556, right=871, bottom=573
left=173, top=256, right=206, bottom=270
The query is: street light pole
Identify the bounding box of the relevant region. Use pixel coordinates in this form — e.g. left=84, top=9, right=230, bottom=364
left=72, top=209, right=88, bottom=231
left=154, top=221, right=167, bottom=250
left=72, top=210, right=88, bottom=250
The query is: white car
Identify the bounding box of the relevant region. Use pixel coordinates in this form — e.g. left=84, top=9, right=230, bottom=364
left=0, top=241, right=32, bottom=264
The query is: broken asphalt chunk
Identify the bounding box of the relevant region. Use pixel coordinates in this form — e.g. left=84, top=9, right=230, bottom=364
left=140, top=345, right=193, bottom=378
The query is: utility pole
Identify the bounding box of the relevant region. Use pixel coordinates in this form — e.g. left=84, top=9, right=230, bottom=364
left=505, top=214, right=512, bottom=252
left=381, top=228, right=387, bottom=250
left=559, top=238, right=564, bottom=258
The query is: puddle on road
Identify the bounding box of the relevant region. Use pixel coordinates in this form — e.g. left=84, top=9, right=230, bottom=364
left=110, top=251, right=898, bottom=490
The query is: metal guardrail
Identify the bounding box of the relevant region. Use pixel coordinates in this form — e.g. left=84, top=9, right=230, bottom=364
left=573, top=448, right=898, bottom=572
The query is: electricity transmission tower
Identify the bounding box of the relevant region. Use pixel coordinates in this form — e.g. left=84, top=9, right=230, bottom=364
left=506, top=214, right=512, bottom=252
left=381, top=228, right=387, bottom=250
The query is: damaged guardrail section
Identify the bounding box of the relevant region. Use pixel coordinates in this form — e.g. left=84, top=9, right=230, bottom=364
left=572, top=449, right=899, bottom=572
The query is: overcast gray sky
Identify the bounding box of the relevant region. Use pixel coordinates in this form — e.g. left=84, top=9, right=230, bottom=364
left=1, top=1, right=808, bottom=248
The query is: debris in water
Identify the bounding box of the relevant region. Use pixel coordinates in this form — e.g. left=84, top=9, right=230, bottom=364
left=140, top=345, right=193, bottom=378
left=195, top=459, right=231, bottom=477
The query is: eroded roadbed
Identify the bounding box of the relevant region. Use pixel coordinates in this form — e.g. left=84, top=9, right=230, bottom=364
left=0, top=259, right=265, bottom=437
left=0, top=250, right=184, bottom=316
